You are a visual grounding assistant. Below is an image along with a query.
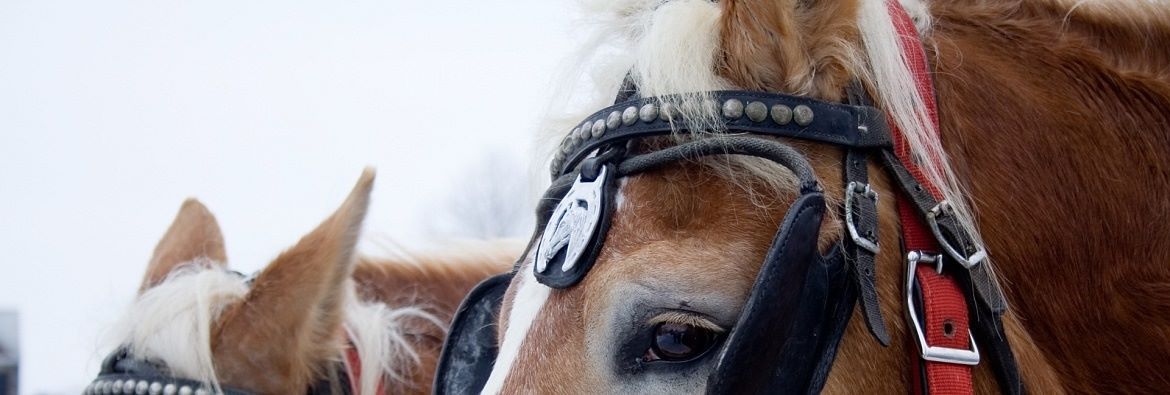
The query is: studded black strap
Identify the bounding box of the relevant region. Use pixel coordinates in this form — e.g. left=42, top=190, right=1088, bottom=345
left=552, top=91, right=893, bottom=178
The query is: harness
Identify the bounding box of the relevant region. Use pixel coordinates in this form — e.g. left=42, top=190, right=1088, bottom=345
left=435, top=4, right=1024, bottom=393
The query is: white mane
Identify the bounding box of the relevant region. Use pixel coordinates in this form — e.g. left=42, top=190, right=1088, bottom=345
left=106, top=260, right=436, bottom=394
left=537, top=0, right=984, bottom=255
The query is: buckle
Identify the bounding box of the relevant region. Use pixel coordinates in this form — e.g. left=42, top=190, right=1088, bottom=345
left=926, top=201, right=987, bottom=269
left=843, top=181, right=879, bottom=254
left=905, top=251, right=981, bottom=366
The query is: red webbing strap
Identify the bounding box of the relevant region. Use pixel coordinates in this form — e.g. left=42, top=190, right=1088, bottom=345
left=883, top=1, right=975, bottom=394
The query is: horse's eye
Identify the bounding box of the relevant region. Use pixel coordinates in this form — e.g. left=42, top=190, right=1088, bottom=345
left=645, top=322, right=719, bottom=362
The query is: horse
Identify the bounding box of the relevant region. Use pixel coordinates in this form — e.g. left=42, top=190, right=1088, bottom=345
left=434, top=0, right=1170, bottom=393
left=87, top=170, right=513, bottom=394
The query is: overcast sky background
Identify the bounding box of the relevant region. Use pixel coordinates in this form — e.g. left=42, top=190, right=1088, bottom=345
left=0, top=1, right=580, bottom=393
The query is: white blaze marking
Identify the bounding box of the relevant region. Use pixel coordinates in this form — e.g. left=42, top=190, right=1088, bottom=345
left=480, top=265, right=551, bottom=394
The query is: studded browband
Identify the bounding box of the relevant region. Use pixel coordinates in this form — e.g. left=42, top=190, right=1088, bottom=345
left=550, top=91, right=893, bottom=178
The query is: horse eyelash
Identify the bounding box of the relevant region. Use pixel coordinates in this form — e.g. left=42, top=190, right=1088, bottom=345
left=647, top=311, right=725, bottom=332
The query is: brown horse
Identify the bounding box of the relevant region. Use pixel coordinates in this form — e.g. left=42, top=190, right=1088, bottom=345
left=470, top=0, right=1170, bottom=393
left=94, top=170, right=511, bottom=394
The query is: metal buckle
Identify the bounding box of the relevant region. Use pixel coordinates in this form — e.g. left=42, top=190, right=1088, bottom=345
left=905, top=251, right=981, bottom=366
left=925, top=201, right=987, bottom=269
left=843, top=181, right=880, bottom=254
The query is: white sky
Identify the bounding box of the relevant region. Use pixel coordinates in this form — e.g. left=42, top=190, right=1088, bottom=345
left=0, top=1, right=579, bottom=393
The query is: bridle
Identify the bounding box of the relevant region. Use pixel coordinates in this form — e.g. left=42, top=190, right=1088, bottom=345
left=85, top=345, right=365, bottom=395
left=434, top=83, right=1024, bottom=394
left=435, top=5, right=1026, bottom=391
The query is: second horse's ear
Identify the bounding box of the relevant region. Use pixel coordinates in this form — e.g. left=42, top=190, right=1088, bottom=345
left=210, top=169, right=375, bottom=394
left=140, top=199, right=227, bottom=293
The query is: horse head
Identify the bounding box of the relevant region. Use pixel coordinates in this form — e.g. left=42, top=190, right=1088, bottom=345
left=94, top=170, right=432, bottom=394
left=431, top=0, right=1170, bottom=392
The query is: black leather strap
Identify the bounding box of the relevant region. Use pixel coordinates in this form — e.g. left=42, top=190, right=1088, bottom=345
left=877, top=149, right=1008, bottom=314
left=555, top=91, right=893, bottom=177
left=88, top=349, right=256, bottom=395
left=844, top=148, right=891, bottom=346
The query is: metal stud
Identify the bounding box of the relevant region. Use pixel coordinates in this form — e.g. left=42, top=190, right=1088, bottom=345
left=576, top=123, right=590, bottom=139
left=569, top=127, right=580, bottom=140
left=177, top=386, right=192, bottom=395
left=722, top=99, right=744, bottom=119
left=621, top=106, right=638, bottom=126
left=113, top=380, right=124, bottom=394
left=771, top=104, right=793, bottom=124
left=591, top=119, right=606, bottom=138
left=124, top=380, right=136, bottom=394
left=96, top=381, right=107, bottom=394
left=638, top=103, right=658, bottom=123
left=793, top=104, right=814, bottom=126
left=606, top=111, right=622, bottom=130
left=163, top=384, right=177, bottom=395
left=703, top=98, right=720, bottom=116
left=745, top=101, right=768, bottom=122
left=136, top=380, right=149, bottom=394
left=149, top=382, right=163, bottom=395
left=659, top=102, right=675, bottom=122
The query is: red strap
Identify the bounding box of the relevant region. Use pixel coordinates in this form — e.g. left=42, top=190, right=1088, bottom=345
left=883, top=1, right=975, bottom=394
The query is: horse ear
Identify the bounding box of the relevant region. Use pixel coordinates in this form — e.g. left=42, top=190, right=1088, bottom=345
left=141, top=199, right=227, bottom=292
left=211, top=169, right=375, bottom=392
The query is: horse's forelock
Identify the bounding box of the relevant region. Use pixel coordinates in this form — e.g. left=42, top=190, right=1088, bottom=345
left=106, top=261, right=247, bottom=392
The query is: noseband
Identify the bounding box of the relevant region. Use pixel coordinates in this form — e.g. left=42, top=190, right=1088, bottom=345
left=435, top=83, right=1023, bottom=394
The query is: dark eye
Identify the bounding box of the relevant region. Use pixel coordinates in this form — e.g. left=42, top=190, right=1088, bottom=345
left=644, top=322, right=720, bottom=363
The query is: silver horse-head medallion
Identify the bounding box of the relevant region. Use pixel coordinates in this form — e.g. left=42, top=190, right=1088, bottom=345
left=535, top=166, right=608, bottom=275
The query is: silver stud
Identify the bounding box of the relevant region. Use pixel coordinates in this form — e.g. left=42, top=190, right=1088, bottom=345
left=771, top=104, right=793, bottom=124
left=149, top=382, right=163, bottom=395
left=638, top=103, right=658, bottom=123
left=659, top=102, right=675, bottom=122
left=194, top=389, right=209, bottom=395
left=124, top=379, right=136, bottom=394
left=569, top=127, right=580, bottom=140
left=84, top=383, right=93, bottom=395
left=163, top=384, right=177, bottom=395
left=136, top=380, right=149, bottom=394
left=576, top=123, right=590, bottom=139
left=621, top=106, right=638, bottom=126
left=793, top=104, right=814, bottom=126
left=113, top=380, right=124, bottom=394
left=96, top=381, right=107, bottom=394
left=606, top=111, right=621, bottom=130
left=591, top=119, right=606, bottom=138
left=703, top=98, right=720, bottom=116
left=722, top=99, right=744, bottom=119
left=745, top=101, right=768, bottom=122
left=178, top=386, right=192, bottom=395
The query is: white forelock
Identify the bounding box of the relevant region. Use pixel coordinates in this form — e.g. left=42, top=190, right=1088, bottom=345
left=106, top=261, right=247, bottom=393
